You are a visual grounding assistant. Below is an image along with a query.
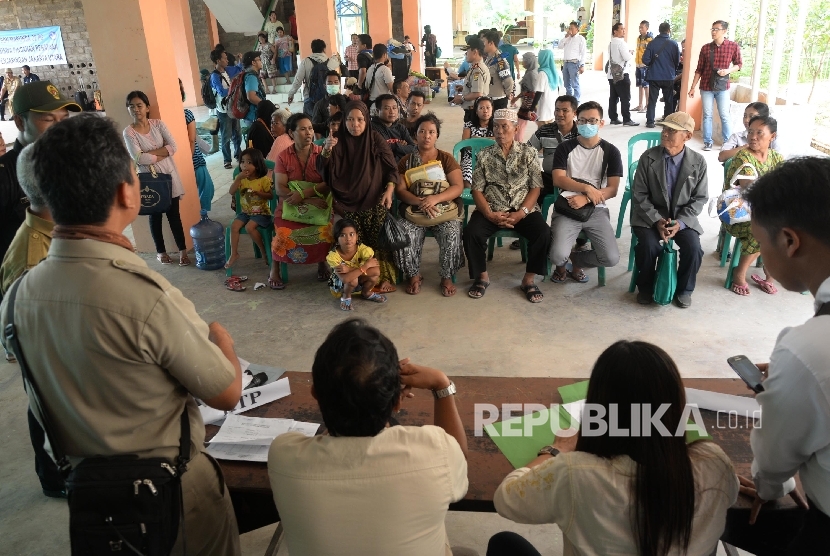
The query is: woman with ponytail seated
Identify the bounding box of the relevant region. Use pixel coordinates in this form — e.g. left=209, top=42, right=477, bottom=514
left=488, top=340, right=739, bottom=556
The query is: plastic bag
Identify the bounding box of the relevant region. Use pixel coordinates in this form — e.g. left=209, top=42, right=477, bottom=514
left=377, top=211, right=411, bottom=251
left=653, top=239, right=677, bottom=306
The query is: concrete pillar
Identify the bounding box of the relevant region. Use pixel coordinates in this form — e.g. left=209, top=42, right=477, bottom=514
left=294, top=0, right=338, bottom=64
left=624, top=0, right=654, bottom=55
left=678, top=0, right=721, bottom=129
left=593, top=0, right=613, bottom=70
left=765, top=0, right=789, bottom=106
left=525, top=0, right=535, bottom=38
left=167, top=0, right=201, bottom=108
left=749, top=0, right=768, bottom=102
left=367, top=0, right=393, bottom=43
left=786, top=0, right=809, bottom=103
left=206, top=7, right=220, bottom=48
left=402, top=0, right=422, bottom=73
left=82, top=0, right=199, bottom=253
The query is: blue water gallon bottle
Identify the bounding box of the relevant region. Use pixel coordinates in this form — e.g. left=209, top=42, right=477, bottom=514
left=190, top=210, right=225, bottom=270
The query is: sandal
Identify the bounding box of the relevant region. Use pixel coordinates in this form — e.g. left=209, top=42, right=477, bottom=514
left=520, top=283, right=544, bottom=303
left=179, top=255, right=191, bottom=267
left=550, top=268, right=568, bottom=284
left=509, top=239, right=521, bottom=250
left=224, top=277, right=246, bottom=292
left=751, top=274, right=778, bottom=295
left=157, top=253, right=172, bottom=265
left=339, top=297, right=353, bottom=311
left=441, top=280, right=456, bottom=297
left=268, top=278, right=285, bottom=290
left=373, top=282, right=397, bottom=293
left=565, top=262, right=589, bottom=283
left=468, top=280, right=490, bottom=299
left=317, top=267, right=330, bottom=282
left=731, top=283, right=750, bottom=296
left=406, top=275, right=423, bottom=295
left=363, top=292, right=388, bottom=303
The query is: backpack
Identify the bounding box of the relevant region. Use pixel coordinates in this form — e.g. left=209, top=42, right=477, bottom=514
left=226, top=70, right=251, bottom=120
left=306, top=57, right=330, bottom=105
left=201, top=70, right=218, bottom=109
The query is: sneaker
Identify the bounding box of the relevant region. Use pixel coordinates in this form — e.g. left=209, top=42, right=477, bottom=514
left=645, top=122, right=656, bottom=128
left=623, top=120, right=640, bottom=127
left=609, top=119, right=622, bottom=125
left=509, top=240, right=521, bottom=250
left=637, top=291, right=653, bottom=305
left=703, top=143, right=713, bottom=151
left=224, top=162, right=232, bottom=169
left=675, top=294, right=692, bottom=308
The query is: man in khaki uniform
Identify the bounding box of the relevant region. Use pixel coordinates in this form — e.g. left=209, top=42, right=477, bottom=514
left=451, top=36, right=489, bottom=123
left=0, top=114, right=243, bottom=555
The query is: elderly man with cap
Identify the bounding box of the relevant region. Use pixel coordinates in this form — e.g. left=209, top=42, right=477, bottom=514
left=631, top=111, right=708, bottom=308
left=463, top=108, right=551, bottom=302
left=0, top=80, right=79, bottom=263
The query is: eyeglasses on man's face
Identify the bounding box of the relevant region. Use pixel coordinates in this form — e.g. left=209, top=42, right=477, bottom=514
left=577, top=118, right=600, bottom=125
left=711, top=27, right=725, bottom=32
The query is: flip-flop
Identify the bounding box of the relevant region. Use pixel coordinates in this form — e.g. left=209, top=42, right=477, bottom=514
left=751, top=274, right=778, bottom=295
left=550, top=268, right=568, bottom=284
left=224, top=277, right=246, bottom=292
left=157, top=253, right=172, bottom=265
left=339, top=297, right=353, bottom=311
left=565, top=262, right=589, bottom=283
left=520, top=283, right=544, bottom=303
left=227, top=275, right=249, bottom=282
left=268, top=278, right=285, bottom=290
left=441, top=281, right=456, bottom=297
left=406, top=275, right=423, bottom=295
left=179, top=255, right=192, bottom=267
left=467, top=280, right=490, bottom=299
left=363, top=292, right=388, bottom=303
left=317, top=268, right=330, bottom=282
left=731, top=283, right=750, bottom=296
left=372, top=283, right=397, bottom=293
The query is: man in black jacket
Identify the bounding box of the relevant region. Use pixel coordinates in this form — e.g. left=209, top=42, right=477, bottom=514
left=371, top=94, right=417, bottom=162
left=0, top=81, right=79, bottom=262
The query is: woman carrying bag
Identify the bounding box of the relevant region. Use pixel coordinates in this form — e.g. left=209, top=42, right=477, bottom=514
left=123, top=90, right=191, bottom=266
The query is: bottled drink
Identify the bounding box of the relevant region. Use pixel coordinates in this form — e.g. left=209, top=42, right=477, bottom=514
left=190, top=210, right=225, bottom=270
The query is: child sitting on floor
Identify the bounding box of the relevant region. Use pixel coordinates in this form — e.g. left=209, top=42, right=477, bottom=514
left=225, top=148, right=274, bottom=270
left=326, top=218, right=388, bottom=310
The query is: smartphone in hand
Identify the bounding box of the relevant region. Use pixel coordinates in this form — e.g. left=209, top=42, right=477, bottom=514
left=728, top=355, right=765, bottom=393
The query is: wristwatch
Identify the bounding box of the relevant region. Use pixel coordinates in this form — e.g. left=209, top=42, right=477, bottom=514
left=537, top=445, right=560, bottom=457
left=521, top=207, right=530, bottom=216
left=433, top=380, right=457, bottom=399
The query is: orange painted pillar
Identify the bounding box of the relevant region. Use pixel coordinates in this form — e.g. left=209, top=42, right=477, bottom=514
left=367, top=0, right=393, bottom=44
left=82, top=0, right=199, bottom=253
left=402, top=0, right=422, bottom=73
left=593, top=0, right=613, bottom=70
left=167, top=0, right=202, bottom=108
left=295, top=0, right=338, bottom=62
left=679, top=0, right=721, bottom=130
left=207, top=7, right=220, bottom=48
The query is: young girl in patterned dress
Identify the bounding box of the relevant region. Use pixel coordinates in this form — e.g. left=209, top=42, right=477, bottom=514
left=460, top=96, right=494, bottom=188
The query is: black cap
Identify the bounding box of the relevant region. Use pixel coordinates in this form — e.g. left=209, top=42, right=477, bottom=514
left=465, top=37, right=485, bottom=53
left=12, top=81, right=82, bottom=115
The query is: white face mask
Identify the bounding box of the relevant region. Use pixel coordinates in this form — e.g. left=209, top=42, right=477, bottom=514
left=326, top=84, right=340, bottom=95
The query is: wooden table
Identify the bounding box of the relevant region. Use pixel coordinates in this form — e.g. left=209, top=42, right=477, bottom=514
left=208, top=373, right=800, bottom=544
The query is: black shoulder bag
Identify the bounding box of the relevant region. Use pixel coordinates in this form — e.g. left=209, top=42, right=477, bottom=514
left=554, top=142, right=612, bottom=222
left=710, top=43, right=730, bottom=91
left=4, top=277, right=189, bottom=556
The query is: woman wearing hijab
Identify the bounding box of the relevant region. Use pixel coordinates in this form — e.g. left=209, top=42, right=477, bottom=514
left=317, top=100, right=400, bottom=292
left=247, top=100, right=278, bottom=158
left=535, top=49, right=562, bottom=125
left=514, top=52, right=543, bottom=141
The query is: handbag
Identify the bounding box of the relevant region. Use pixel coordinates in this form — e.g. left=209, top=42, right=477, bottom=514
left=138, top=164, right=173, bottom=216
left=281, top=180, right=332, bottom=226
left=377, top=210, right=411, bottom=251
left=199, top=116, right=218, bottom=132
left=553, top=145, right=611, bottom=222
left=517, top=90, right=540, bottom=121
left=708, top=162, right=759, bottom=225
left=4, top=278, right=189, bottom=556
left=710, top=44, right=729, bottom=92
left=404, top=179, right=459, bottom=226
left=653, top=238, right=678, bottom=305
left=605, top=45, right=625, bottom=83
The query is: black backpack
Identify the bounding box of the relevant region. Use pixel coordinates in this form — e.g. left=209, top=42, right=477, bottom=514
left=306, top=58, right=330, bottom=104
left=201, top=70, right=220, bottom=109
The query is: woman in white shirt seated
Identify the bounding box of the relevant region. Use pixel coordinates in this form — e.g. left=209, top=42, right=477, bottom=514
left=268, top=319, right=469, bottom=556
left=490, top=340, right=739, bottom=556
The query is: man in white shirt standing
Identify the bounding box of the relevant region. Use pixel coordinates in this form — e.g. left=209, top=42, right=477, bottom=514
left=607, top=23, right=639, bottom=127
left=557, top=21, right=587, bottom=102
left=739, top=156, right=829, bottom=553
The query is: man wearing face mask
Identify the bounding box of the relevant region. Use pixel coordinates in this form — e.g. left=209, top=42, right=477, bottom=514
left=371, top=94, right=416, bottom=162
left=549, top=100, right=623, bottom=285
left=311, top=71, right=343, bottom=136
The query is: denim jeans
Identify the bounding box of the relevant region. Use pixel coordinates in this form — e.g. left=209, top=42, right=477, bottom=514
left=562, top=61, right=581, bottom=101
left=701, top=89, right=731, bottom=145
left=216, top=111, right=241, bottom=164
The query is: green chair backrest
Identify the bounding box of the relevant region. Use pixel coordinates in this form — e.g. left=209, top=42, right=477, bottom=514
left=313, top=137, right=326, bottom=146
left=723, top=156, right=733, bottom=187
left=627, top=160, right=639, bottom=189
left=626, top=132, right=661, bottom=171
left=452, top=138, right=496, bottom=171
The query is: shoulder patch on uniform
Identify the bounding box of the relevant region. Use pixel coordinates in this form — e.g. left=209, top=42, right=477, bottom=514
left=111, top=259, right=173, bottom=292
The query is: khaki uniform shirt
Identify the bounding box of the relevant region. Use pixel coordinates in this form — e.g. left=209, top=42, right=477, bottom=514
left=462, top=62, right=489, bottom=110
left=0, top=238, right=236, bottom=463
left=0, top=209, right=53, bottom=297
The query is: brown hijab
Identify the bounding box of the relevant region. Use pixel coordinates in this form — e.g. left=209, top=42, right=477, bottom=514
left=318, top=100, right=399, bottom=212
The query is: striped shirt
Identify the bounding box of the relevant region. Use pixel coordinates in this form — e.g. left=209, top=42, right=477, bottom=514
left=344, top=44, right=359, bottom=71
left=184, top=109, right=206, bottom=168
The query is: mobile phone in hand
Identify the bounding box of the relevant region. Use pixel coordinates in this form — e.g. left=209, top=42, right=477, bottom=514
left=727, top=355, right=765, bottom=393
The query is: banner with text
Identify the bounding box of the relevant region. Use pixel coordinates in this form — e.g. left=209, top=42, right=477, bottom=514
left=0, top=26, right=67, bottom=68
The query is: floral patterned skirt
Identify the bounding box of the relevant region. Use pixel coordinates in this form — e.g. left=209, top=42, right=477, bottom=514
left=271, top=202, right=333, bottom=265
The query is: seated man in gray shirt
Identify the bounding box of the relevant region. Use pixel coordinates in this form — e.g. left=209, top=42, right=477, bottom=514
left=630, top=111, right=707, bottom=308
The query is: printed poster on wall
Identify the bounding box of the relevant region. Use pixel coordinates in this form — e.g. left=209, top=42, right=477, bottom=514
left=0, top=26, right=68, bottom=69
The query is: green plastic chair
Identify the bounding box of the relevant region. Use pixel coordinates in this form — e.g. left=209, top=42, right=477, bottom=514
left=548, top=188, right=606, bottom=287
left=616, top=132, right=661, bottom=238
left=452, top=138, right=496, bottom=222
left=313, top=137, right=326, bottom=146
left=225, top=160, right=277, bottom=278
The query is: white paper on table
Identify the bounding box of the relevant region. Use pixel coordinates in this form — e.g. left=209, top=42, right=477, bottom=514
left=685, top=388, right=761, bottom=415
left=563, top=400, right=585, bottom=424
left=288, top=421, right=321, bottom=437
left=239, top=357, right=253, bottom=388
left=234, top=377, right=291, bottom=414
left=207, top=443, right=270, bottom=462
left=209, top=415, right=295, bottom=445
